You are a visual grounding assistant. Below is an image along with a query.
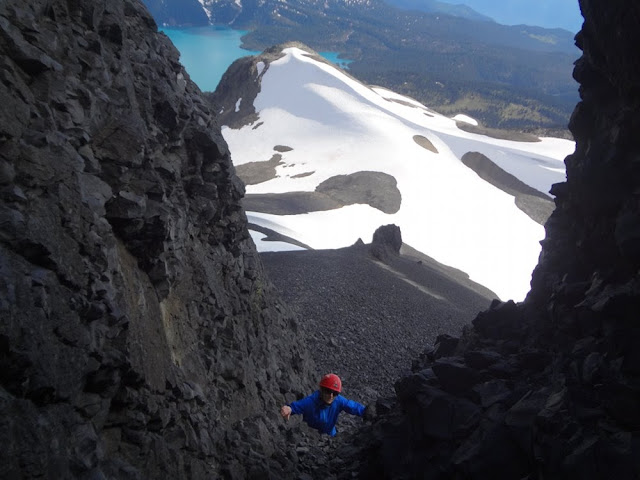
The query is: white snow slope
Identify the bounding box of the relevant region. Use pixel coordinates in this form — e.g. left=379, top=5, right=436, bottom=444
left=221, top=47, right=575, bottom=301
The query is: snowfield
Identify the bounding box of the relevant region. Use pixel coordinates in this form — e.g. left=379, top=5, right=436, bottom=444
left=221, top=47, right=575, bottom=301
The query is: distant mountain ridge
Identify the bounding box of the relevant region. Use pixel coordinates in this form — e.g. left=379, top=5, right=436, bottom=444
left=142, top=0, right=209, bottom=25
left=384, top=0, right=495, bottom=23
left=145, top=0, right=574, bottom=53
left=142, top=0, right=578, bottom=132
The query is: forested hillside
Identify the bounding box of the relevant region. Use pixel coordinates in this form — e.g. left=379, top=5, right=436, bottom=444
left=143, top=0, right=579, bottom=133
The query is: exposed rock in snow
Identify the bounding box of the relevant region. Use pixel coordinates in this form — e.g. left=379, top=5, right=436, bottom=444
left=213, top=42, right=575, bottom=301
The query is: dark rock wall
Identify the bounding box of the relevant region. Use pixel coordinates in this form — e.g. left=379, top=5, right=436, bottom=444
left=0, top=1, right=313, bottom=478
left=531, top=0, right=640, bottom=303
left=357, top=1, right=640, bottom=478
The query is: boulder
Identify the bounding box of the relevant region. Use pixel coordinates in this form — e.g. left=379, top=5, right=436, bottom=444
left=370, top=224, right=402, bottom=260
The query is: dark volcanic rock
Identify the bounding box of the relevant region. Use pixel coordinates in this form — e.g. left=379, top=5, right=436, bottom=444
left=460, top=151, right=555, bottom=225
left=0, top=1, right=316, bottom=478
left=315, top=171, right=402, bottom=214
left=260, top=241, right=494, bottom=403
left=241, top=171, right=402, bottom=215
left=349, top=1, right=640, bottom=479
left=370, top=224, right=402, bottom=260
left=4, top=0, right=640, bottom=478
left=256, top=238, right=495, bottom=476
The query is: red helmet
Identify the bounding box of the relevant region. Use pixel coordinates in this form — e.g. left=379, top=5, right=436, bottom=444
left=319, top=373, right=342, bottom=393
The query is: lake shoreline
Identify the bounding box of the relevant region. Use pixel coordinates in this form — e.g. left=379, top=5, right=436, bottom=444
left=162, top=25, right=352, bottom=92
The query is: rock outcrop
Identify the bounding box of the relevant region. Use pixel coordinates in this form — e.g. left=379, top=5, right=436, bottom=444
left=0, top=1, right=315, bottom=478
left=355, top=1, right=640, bottom=478
left=370, top=224, right=402, bottom=261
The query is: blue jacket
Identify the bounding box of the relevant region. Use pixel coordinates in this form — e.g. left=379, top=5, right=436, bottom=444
left=289, top=390, right=365, bottom=436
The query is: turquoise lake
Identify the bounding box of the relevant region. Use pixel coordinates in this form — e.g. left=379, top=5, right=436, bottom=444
left=162, top=26, right=352, bottom=92
left=318, top=51, right=353, bottom=70
left=161, top=26, right=259, bottom=92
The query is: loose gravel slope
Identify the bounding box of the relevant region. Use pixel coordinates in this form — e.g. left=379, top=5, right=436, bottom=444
left=260, top=243, right=498, bottom=477
left=261, top=243, right=496, bottom=406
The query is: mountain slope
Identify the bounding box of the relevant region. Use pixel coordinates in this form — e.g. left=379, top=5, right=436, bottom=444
left=211, top=43, right=574, bottom=301
left=142, top=0, right=579, bottom=131
left=261, top=241, right=495, bottom=402
left=383, top=0, right=494, bottom=22
left=142, top=0, right=209, bottom=25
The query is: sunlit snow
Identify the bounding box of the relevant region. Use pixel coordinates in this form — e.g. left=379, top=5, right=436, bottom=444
left=452, top=114, right=478, bottom=126
left=222, top=47, right=576, bottom=301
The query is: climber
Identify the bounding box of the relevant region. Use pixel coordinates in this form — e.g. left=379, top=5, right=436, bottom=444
left=280, top=373, right=372, bottom=436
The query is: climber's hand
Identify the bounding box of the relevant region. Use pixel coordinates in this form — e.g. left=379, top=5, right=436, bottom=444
left=280, top=405, right=292, bottom=420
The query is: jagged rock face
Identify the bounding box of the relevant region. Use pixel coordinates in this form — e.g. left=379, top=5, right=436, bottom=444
left=355, top=1, right=640, bottom=478
left=531, top=1, right=640, bottom=303
left=0, top=0, right=314, bottom=478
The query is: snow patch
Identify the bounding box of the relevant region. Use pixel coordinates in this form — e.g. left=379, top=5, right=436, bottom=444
left=256, top=61, right=265, bottom=76
left=235, top=98, right=242, bottom=112
left=222, top=47, right=575, bottom=302
left=453, top=114, right=478, bottom=126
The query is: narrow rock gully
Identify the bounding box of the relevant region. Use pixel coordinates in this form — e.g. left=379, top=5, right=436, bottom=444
left=260, top=235, right=495, bottom=478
